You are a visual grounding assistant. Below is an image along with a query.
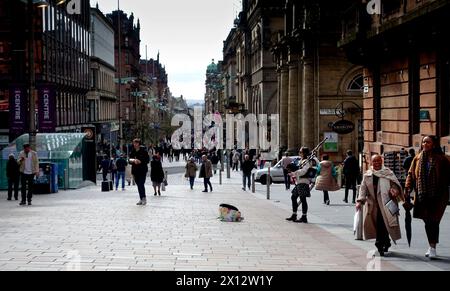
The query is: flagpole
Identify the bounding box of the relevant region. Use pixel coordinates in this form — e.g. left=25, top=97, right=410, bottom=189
left=118, top=0, right=123, bottom=152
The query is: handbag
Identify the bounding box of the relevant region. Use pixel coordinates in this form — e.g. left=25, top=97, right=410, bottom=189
left=353, top=209, right=363, bottom=240
left=385, top=199, right=400, bottom=216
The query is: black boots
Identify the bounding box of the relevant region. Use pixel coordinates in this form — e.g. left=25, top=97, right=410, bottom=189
left=286, top=214, right=308, bottom=223
left=296, top=215, right=308, bottom=223
left=286, top=214, right=297, bottom=221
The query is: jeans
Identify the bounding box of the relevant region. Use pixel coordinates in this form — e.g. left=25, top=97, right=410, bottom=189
left=283, top=169, right=290, bottom=190
left=102, top=170, right=108, bottom=182
left=189, top=177, right=195, bottom=189
left=134, top=173, right=147, bottom=200
left=243, top=174, right=251, bottom=190
left=203, top=178, right=212, bottom=192
left=21, top=174, right=35, bottom=203
left=115, top=171, right=125, bottom=190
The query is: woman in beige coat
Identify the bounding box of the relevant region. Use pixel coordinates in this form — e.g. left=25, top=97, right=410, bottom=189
left=356, top=155, right=404, bottom=256
left=315, top=155, right=340, bottom=205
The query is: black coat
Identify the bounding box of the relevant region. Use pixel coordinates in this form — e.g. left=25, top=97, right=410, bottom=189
left=343, top=156, right=359, bottom=177
left=129, top=147, right=150, bottom=176
left=6, top=159, right=20, bottom=179
left=241, top=160, right=256, bottom=175
left=151, top=159, right=165, bottom=183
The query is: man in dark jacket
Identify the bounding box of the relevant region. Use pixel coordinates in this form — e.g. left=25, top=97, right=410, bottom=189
left=241, top=155, right=256, bottom=191
left=343, top=150, right=360, bottom=204
left=129, top=139, right=150, bottom=205
left=115, top=154, right=128, bottom=191
left=403, top=148, right=416, bottom=173
left=6, top=154, right=20, bottom=201
left=199, top=155, right=213, bottom=193
left=101, top=155, right=111, bottom=182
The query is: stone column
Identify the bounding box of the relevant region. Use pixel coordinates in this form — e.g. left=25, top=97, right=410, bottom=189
left=301, top=54, right=315, bottom=149
left=279, top=65, right=289, bottom=150
left=288, top=58, right=299, bottom=150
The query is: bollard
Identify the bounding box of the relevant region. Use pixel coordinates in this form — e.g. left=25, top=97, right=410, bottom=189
left=64, top=169, right=68, bottom=191
left=219, top=169, right=222, bottom=185
left=252, top=173, right=255, bottom=193
left=226, top=150, right=231, bottom=179
left=267, top=166, right=271, bottom=200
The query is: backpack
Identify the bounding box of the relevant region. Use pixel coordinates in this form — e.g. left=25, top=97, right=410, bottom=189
left=302, top=167, right=318, bottom=179
left=219, top=204, right=243, bottom=222
left=111, top=159, right=117, bottom=171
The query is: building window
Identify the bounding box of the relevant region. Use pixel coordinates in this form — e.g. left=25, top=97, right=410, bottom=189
left=383, top=0, right=402, bottom=15
left=438, top=53, right=450, bottom=137
left=347, top=74, right=364, bottom=92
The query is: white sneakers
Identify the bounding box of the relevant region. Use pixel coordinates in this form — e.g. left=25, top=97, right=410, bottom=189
left=425, top=247, right=437, bottom=259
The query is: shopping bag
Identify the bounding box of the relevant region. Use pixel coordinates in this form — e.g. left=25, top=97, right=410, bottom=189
left=353, top=209, right=363, bottom=241
left=161, top=182, right=166, bottom=192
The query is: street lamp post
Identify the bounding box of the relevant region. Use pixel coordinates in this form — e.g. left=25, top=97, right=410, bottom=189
left=118, top=0, right=123, bottom=151
left=27, top=0, right=52, bottom=150
left=28, top=0, right=36, bottom=150
left=224, top=73, right=231, bottom=179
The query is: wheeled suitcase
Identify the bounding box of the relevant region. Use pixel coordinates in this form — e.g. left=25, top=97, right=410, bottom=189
left=102, top=181, right=110, bottom=192
left=109, top=181, right=113, bottom=191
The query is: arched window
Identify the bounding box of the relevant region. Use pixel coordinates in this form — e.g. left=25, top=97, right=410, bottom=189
left=347, top=74, right=364, bottom=92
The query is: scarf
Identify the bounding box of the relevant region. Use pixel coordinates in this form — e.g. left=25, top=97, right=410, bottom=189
left=417, top=152, right=439, bottom=202
left=367, top=167, right=403, bottom=206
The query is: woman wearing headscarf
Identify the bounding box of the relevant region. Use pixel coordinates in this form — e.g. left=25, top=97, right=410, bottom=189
left=151, top=153, right=165, bottom=196
left=405, top=136, right=450, bottom=259
left=356, top=155, right=405, bottom=256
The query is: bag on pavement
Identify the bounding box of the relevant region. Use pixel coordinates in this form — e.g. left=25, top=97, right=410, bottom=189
left=219, top=204, right=243, bottom=222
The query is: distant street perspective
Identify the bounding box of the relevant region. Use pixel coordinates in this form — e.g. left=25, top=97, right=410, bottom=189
left=0, top=0, right=450, bottom=272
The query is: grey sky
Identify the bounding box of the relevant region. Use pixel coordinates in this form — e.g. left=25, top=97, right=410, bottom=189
left=95, top=0, right=241, bottom=101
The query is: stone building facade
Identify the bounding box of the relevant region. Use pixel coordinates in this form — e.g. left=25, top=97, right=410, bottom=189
left=272, top=0, right=363, bottom=161
left=0, top=0, right=92, bottom=143
left=88, top=6, right=119, bottom=148
left=340, top=0, right=450, bottom=163
left=107, top=10, right=141, bottom=143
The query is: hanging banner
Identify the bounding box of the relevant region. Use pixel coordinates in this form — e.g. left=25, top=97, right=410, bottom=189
left=9, top=85, right=28, bottom=136
left=323, top=132, right=339, bottom=153
left=38, top=85, right=56, bottom=133
left=332, top=120, right=355, bottom=135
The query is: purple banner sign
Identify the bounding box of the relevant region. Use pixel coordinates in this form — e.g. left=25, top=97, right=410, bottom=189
left=9, top=86, right=28, bottom=135
left=38, top=85, right=56, bottom=133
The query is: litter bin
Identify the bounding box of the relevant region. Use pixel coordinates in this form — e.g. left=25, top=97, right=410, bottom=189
left=34, top=163, right=59, bottom=194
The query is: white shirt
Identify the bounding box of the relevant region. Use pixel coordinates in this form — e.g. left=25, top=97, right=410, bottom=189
left=24, top=153, right=33, bottom=175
